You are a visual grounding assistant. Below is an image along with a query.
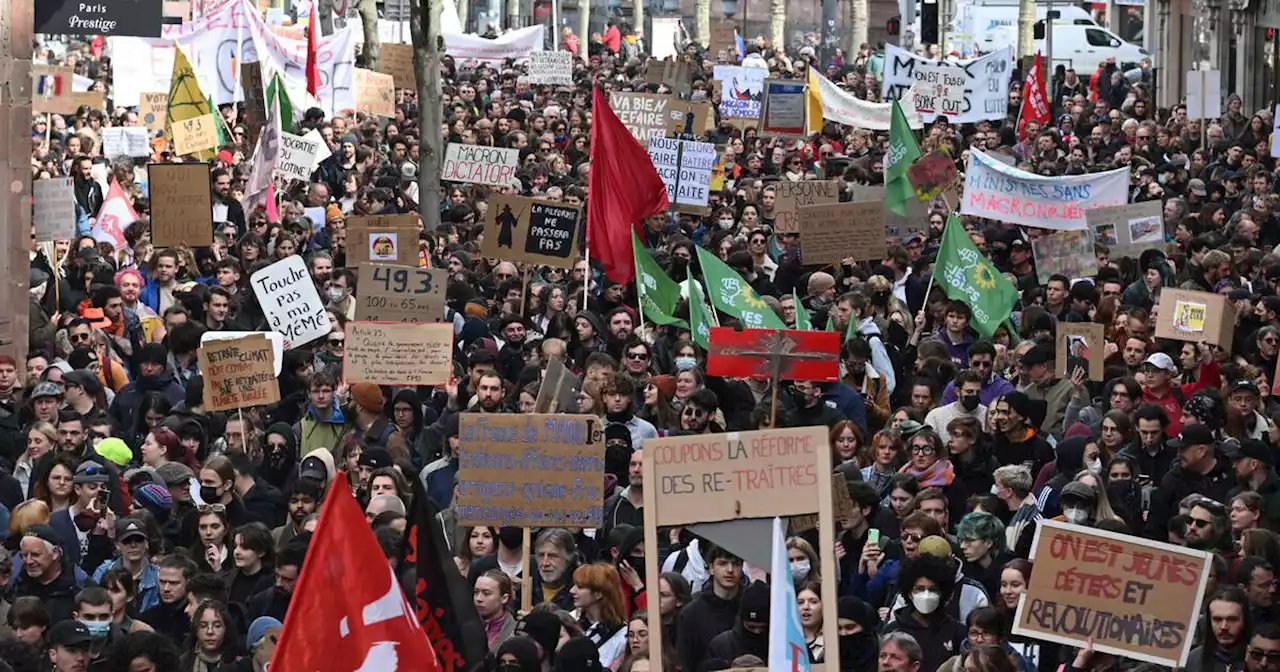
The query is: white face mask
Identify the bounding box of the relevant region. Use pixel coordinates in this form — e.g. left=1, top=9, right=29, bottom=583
left=328, top=287, right=347, bottom=302
left=790, top=561, right=811, bottom=581
left=1088, top=458, right=1102, bottom=473
left=675, top=356, right=697, bottom=371
left=718, top=218, right=735, bottom=229
left=912, top=590, right=941, bottom=615
left=1063, top=508, right=1089, bottom=524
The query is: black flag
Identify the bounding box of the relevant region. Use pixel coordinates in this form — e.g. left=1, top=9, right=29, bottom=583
left=402, top=479, right=488, bottom=672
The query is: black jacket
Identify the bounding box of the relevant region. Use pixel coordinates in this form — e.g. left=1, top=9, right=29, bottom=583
left=1144, top=451, right=1235, bottom=539
left=705, top=620, right=768, bottom=662
left=600, top=488, right=643, bottom=547
left=1230, top=470, right=1280, bottom=530
left=241, top=478, right=286, bottom=529
left=676, top=586, right=741, bottom=671
left=8, top=564, right=80, bottom=624
left=139, top=597, right=191, bottom=646
left=991, top=430, right=1057, bottom=478
left=882, top=607, right=968, bottom=672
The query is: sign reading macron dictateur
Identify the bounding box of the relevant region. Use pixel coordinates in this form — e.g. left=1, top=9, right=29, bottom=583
left=1013, top=520, right=1211, bottom=667
left=441, top=144, right=520, bottom=187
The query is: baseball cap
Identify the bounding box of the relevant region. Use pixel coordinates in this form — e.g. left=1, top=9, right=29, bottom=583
left=1020, top=344, right=1054, bottom=367
left=1229, top=439, right=1273, bottom=465
left=115, top=518, right=149, bottom=542
left=1142, top=352, right=1178, bottom=373
left=30, top=381, right=62, bottom=400
left=1169, top=424, right=1217, bottom=451
left=358, top=447, right=394, bottom=470
left=1230, top=380, right=1261, bottom=396
left=248, top=616, right=283, bottom=649
left=22, top=523, right=61, bottom=546
left=47, top=621, right=93, bottom=649
left=73, top=461, right=111, bottom=485
left=299, top=454, right=330, bottom=482
left=155, top=462, right=195, bottom=486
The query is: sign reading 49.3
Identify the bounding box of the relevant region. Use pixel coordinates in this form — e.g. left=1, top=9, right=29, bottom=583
left=355, top=263, right=446, bottom=323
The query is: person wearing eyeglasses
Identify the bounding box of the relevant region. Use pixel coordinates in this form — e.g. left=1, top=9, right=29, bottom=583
left=47, top=461, right=114, bottom=574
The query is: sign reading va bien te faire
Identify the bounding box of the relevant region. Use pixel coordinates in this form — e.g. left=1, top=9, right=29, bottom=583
left=454, top=413, right=606, bottom=528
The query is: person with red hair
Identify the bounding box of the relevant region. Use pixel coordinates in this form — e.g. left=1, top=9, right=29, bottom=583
left=571, top=563, right=630, bottom=668
left=139, top=427, right=199, bottom=472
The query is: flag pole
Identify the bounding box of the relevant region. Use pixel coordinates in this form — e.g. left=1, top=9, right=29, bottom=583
left=521, top=527, right=533, bottom=612
left=583, top=244, right=590, bottom=312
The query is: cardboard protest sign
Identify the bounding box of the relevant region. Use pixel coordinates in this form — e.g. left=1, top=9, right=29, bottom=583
left=641, top=427, right=840, bottom=672
left=534, top=357, right=578, bottom=413
left=1084, top=201, right=1165, bottom=259
left=911, top=63, right=966, bottom=116
left=33, top=65, right=77, bottom=114
left=201, top=331, right=284, bottom=375
left=648, top=137, right=715, bottom=213
left=239, top=62, right=265, bottom=148
left=347, top=214, right=420, bottom=266
left=343, top=321, right=453, bottom=386
left=791, top=476, right=857, bottom=534
left=480, top=195, right=583, bottom=267
left=881, top=45, right=1013, bottom=123
left=771, top=181, right=840, bottom=234
left=354, top=69, right=396, bottom=117
left=759, top=79, right=806, bottom=137
left=355, top=263, right=445, bottom=322
left=102, top=127, right=152, bottom=159
left=713, top=65, right=766, bottom=118
left=710, top=20, right=737, bottom=60
left=198, top=333, right=280, bottom=411
left=1155, top=288, right=1236, bottom=352
left=1032, top=230, right=1097, bottom=284
left=276, top=132, right=322, bottom=183
left=908, top=150, right=958, bottom=202
left=610, top=92, right=711, bottom=143
left=148, top=163, right=214, bottom=247
left=528, top=51, right=573, bottom=86
left=963, top=149, right=1129, bottom=231
left=645, top=58, right=692, bottom=96
left=442, top=143, right=520, bottom=187
left=33, top=177, right=76, bottom=242
left=797, top=201, right=886, bottom=263
left=251, top=256, right=332, bottom=349
left=140, top=93, right=168, bottom=132
left=172, top=113, right=219, bottom=157
left=1012, top=519, right=1211, bottom=667
left=1056, top=322, right=1106, bottom=381
left=454, top=413, right=605, bottom=528
left=379, top=43, right=415, bottom=89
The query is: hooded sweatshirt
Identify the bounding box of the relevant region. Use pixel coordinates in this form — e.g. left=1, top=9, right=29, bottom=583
left=676, top=583, right=742, bottom=671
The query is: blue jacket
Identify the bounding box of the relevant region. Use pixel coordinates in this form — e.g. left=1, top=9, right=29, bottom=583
left=139, top=280, right=160, bottom=313
left=936, top=327, right=978, bottom=370
left=822, top=383, right=868, bottom=439
left=92, top=558, right=160, bottom=612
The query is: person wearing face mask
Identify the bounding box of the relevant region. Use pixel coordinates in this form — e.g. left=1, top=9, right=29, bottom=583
left=836, top=595, right=880, bottom=672
left=925, top=371, right=987, bottom=445
left=1056, top=481, right=1103, bottom=527
left=705, top=580, right=770, bottom=663
left=882, top=554, right=968, bottom=672
left=786, top=537, right=820, bottom=587
left=73, top=585, right=126, bottom=670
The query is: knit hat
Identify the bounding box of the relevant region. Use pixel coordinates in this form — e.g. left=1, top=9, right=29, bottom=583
left=30, top=267, right=49, bottom=290
left=325, top=204, right=344, bottom=224
left=497, top=637, right=542, bottom=672
left=918, top=535, right=953, bottom=559
left=554, top=637, right=603, bottom=672
left=1002, top=391, right=1033, bottom=420
left=648, top=374, right=676, bottom=401
left=349, top=382, right=384, bottom=413
left=1064, top=422, right=1095, bottom=440
left=463, top=302, right=489, bottom=320
left=838, top=595, right=880, bottom=631
left=67, top=348, right=98, bottom=370
left=807, top=271, right=836, bottom=296
left=133, top=483, right=173, bottom=515
left=739, top=580, right=770, bottom=624
left=94, top=437, right=132, bottom=466
left=515, top=611, right=562, bottom=655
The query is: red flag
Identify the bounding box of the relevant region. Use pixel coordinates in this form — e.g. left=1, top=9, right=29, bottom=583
left=93, top=180, right=138, bottom=250
left=1018, top=52, right=1051, bottom=140
left=271, top=474, right=437, bottom=672
left=587, top=85, right=669, bottom=284
left=305, top=2, right=321, bottom=97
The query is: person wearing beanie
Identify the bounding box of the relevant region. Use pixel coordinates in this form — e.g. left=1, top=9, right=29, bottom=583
left=639, top=374, right=677, bottom=432
left=107, top=342, right=184, bottom=441
left=836, top=595, right=880, bottom=671
left=554, top=636, right=604, bottom=672
left=804, top=272, right=838, bottom=328
left=94, top=437, right=132, bottom=467
left=497, top=635, right=544, bottom=672
left=989, top=392, right=1055, bottom=478
left=705, top=580, right=769, bottom=662
left=344, top=382, right=409, bottom=463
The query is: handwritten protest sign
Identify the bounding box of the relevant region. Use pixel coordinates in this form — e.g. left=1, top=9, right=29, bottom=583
left=172, top=113, right=218, bottom=156
left=355, top=263, right=445, bottom=322
left=645, top=58, right=692, bottom=96
left=148, top=163, right=213, bottom=247
left=610, top=92, right=711, bottom=143
left=712, top=65, right=766, bottom=118
left=791, top=476, right=857, bottom=533
left=911, top=63, right=966, bottom=116
left=379, top=42, right=415, bottom=88
left=882, top=45, right=1013, bottom=123
left=771, top=181, right=840, bottom=234
left=201, top=331, right=284, bottom=375
left=1032, top=230, right=1097, bottom=284
left=648, top=138, right=715, bottom=212
left=711, top=20, right=737, bottom=60
left=1056, top=322, right=1106, bottom=381
left=276, top=132, right=322, bottom=182
left=347, top=214, right=420, bottom=266
left=759, top=79, right=806, bottom=136
left=198, top=334, right=280, bottom=411
left=239, top=62, right=265, bottom=148
left=141, top=92, right=168, bottom=132
left=354, top=69, right=395, bottom=117
left=1155, top=289, right=1236, bottom=352
left=343, top=321, right=453, bottom=386
left=1084, top=201, right=1164, bottom=259
left=442, top=143, right=519, bottom=187
left=33, top=177, right=76, bottom=242
left=251, top=256, right=331, bottom=349
left=528, top=51, right=573, bottom=86
left=1013, top=520, right=1210, bottom=667
left=962, top=149, right=1129, bottom=230
left=797, top=201, right=885, bottom=263
left=102, top=127, right=152, bottom=159
left=455, top=414, right=605, bottom=528
left=480, top=194, right=583, bottom=267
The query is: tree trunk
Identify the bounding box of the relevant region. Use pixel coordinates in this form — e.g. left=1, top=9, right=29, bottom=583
left=359, top=0, right=381, bottom=68
left=507, top=0, right=520, bottom=30
left=696, top=0, right=710, bottom=47
left=633, top=0, right=644, bottom=40
left=1017, top=0, right=1035, bottom=59
left=318, top=0, right=336, bottom=35
left=411, top=0, right=444, bottom=232
left=769, top=0, right=784, bottom=50
left=457, top=0, right=470, bottom=31
left=849, top=0, right=867, bottom=54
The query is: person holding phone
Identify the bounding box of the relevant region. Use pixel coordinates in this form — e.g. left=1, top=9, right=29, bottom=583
left=48, top=460, right=116, bottom=574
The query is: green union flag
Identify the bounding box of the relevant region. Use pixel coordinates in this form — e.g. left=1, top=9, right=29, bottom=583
left=792, top=290, right=812, bottom=330
left=685, top=279, right=714, bottom=349
left=934, top=214, right=1017, bottom=337
left=886, top=98, right=923, bottom=217
left=632, top=231, right=687, bottom=328
left=695, top=247, right=786, bottom=330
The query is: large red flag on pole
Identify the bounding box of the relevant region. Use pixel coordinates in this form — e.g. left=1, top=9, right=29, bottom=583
left=1018, top=52, right=1051, bottom=140
left=306, top=2, right=321, bottom=97
left=587, top=86, right=670, bottom=284
left=270, top=474, right=437, bottom=672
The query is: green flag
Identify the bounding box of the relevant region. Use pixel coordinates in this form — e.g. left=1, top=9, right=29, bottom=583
left=934, top=214, right=1018, bottom=337
left=845, top=307, right=860, bottom=342
left=886, top=98, right=922, bottom=217
left=792, top=290, right=812, bottom=330
left=208, top=97, right=229, bottom=148
left=686, top=279, right=713, bottom=349
left=632, top=231, right=686, bottom=328
left=695, top=247, right=786, bottom=330
left=265, top=73, right=296, bottom=133
left=825, top=313, right=836, bottom=332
